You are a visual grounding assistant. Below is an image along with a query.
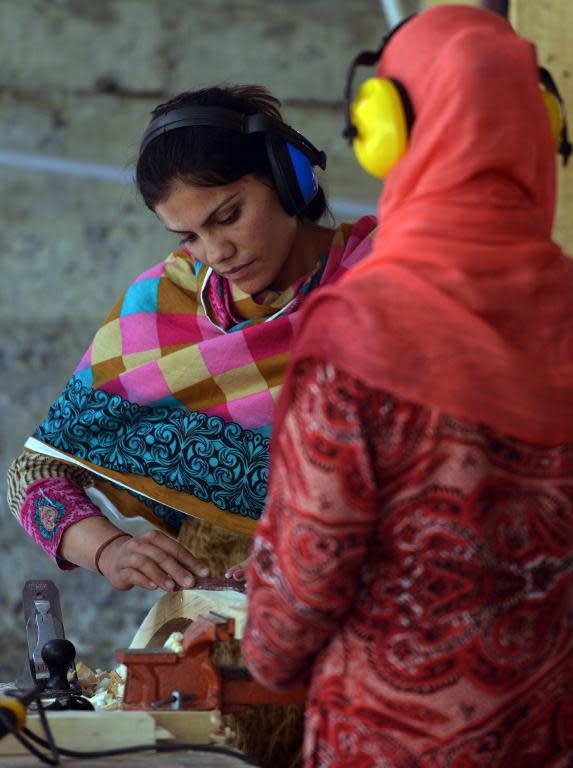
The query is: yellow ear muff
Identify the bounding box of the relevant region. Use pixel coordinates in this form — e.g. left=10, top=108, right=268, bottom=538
left=350, top=77, right=410, bottom=179
left=541, top=86, right=565, bottom=151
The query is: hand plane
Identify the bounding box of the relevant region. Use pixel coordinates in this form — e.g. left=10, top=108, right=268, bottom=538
left=18, top=580, right=78, bottom=692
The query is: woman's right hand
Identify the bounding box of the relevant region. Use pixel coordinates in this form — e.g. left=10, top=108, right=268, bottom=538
left=98, top=529, right=210, bottom=592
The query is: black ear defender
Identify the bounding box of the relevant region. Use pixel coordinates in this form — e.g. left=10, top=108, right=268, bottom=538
left=139, top=107, right=327, bottom=216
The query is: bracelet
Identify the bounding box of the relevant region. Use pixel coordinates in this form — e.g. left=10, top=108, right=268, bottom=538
left=94, top=532, right=131, bottom=575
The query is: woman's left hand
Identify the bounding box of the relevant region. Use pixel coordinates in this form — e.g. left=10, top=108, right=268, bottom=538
left=225, top=558, right=249, bottom=582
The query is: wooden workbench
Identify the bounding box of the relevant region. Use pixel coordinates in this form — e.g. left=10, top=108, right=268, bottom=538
left=1, top=753, right=256, bottom=766
left=0, top=709, right=258, bottom=766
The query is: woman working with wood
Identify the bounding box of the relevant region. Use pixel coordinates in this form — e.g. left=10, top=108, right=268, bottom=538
left=7, top=84, right=375, bottom=592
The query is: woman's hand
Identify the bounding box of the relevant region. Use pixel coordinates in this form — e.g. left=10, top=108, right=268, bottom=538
left=99, top=529, right=210, bottom=591
left=225, top=557, right=250, bottom=583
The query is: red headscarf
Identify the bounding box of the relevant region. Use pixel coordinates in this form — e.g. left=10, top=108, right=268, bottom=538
left=278, top=5, right=573, bottom=445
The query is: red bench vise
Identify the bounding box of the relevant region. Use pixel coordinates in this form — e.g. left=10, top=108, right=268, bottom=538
left=116, top=611, right=306, bottom=713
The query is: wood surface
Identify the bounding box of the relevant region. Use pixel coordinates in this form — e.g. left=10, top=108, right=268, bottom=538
left=0, top=710, right=254, bottom=765
left=1, top=753, right=254, bottom=767
left=129, top=589, right=248, bottom=650
left=0, top=710, right=214, bottom=756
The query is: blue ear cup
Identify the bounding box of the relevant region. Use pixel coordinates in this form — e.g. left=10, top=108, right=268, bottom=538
left=265, top=134, right=321, bottom=216
left=287, top=143, right=319, bottom=205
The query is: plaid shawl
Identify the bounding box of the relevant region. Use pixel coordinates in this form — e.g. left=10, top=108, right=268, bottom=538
left=29, top=217, right=376, bottom=535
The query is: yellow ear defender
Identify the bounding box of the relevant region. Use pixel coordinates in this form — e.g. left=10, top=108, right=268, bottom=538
left=342, top=16, right=414, bottom=180
left=350, top=77, right=411, bottom=180
left=539, top=66, right=572, bottom=164
left=343, top=20, right=572, bottom=179
left=542, top=88, right=563, bottom=146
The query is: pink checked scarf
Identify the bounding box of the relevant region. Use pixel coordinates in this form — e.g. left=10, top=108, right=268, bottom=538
left=28, top=217, right=376, bottom=534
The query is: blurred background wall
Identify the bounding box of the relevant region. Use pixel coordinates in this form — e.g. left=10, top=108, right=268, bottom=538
left=0, top=0, right=570, bottom=680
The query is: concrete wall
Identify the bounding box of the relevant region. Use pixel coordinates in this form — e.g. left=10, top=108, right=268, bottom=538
left=0, top=0, right=392, bottom=679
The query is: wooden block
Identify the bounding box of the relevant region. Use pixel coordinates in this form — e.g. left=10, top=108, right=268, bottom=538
left=130, top=589, right=247, bottom=649
left=0, top=709, right=212, bottom=756
left=151, top=711, right=215, bottom=744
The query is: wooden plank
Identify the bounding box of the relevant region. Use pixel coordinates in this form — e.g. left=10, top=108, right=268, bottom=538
left=0, top=709, right=247, bottom=766
left=3, top=753, right=253, bottom=767
left=129, top=589, right=247, bottom=649
left=152, top=711, right=217, bottom=744
left=0, top=710, right=213, bottom=757
left=0, top=711, right=162, bottom=756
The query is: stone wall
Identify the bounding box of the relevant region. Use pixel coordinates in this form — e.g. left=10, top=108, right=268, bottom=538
left=0, top=0, right=391, bottom=679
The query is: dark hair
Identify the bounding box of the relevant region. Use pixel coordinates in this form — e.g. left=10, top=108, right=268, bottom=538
left=135, top=84, right=327, bottom=221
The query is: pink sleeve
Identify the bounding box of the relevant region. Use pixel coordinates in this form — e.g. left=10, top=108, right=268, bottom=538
left=20, top=477, right=104, bottom=570
left=243, top=359, right=378, bottom=690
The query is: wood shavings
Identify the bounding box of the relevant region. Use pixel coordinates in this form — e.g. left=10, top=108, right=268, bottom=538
left=162, top=630, right=184, bottom=654
left=79, top=631, right=183, bottom=710
left=76, top=662, right=126, bottom=710
left=211, top=710, right=237, bottom=746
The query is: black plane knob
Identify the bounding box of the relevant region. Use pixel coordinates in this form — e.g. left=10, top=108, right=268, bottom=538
left=41, top=639, right=94, bottom=711
left=41, top=638, right=76, bottom=693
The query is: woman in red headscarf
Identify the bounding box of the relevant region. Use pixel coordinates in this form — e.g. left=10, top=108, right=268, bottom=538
left=243, top=5, right=573, bottom=766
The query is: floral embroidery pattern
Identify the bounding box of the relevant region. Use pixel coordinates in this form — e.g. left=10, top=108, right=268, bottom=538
left=20, top=477, right=104, bottom=569
left=33, top=495, right=67, bottom=540
left=34, top=376, right=270, bottom=520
